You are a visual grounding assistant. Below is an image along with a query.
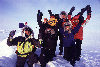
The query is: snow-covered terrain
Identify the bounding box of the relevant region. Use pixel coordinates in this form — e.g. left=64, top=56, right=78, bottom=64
left=0, top=0, right=100, bottom=67
left=0, top=31, right=100, bottom=67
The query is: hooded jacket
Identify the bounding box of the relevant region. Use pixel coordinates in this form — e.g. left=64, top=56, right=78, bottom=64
left=7, top=36, right=38, bottom=57
left=60, top=16, right=84, bottom=47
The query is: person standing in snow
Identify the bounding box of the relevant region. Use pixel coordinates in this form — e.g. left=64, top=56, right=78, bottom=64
left=58, top=11, right=68, bottom=55
left=60, top=15, right=84, bottom=66
left=50, top=6, right=75, bottom=55
left=37, top=10, right=58, bottom=67
left=71, top=5, right=91, bottom=61
left=7, top=26, right=39, bottom=67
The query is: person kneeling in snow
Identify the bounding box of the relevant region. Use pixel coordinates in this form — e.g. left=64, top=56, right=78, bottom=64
left=7, top=27, right=39, bottom=67
left=59, top=16, right=84, bottom=66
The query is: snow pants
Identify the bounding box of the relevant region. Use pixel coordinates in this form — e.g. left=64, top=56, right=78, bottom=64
left=16, top=52, right=38, bottom=67
left=59, top=34, right=63, bottom=54
left=75, top=39, right=82, bottom=60
left=39, top=47, right=56, bottom=67
left=64, top=47, right=76, bottom=66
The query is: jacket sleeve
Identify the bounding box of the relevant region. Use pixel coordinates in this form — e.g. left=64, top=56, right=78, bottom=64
left=37, top=10, right=43, bottom=39
left=76, top=5, right=91, bottom=16
left=37, top=10, right=43, bottom=27
left=75, top=5, right=91, bottom=27
left=81, top=5, right=91, bottom=26
left=32, top=38, right=41, bottom=48
left=31, top=39, right=37, bottom=53
left=72, top=16, right=84, bottom=35
left=77, top=7, right=87, bottom=16
left=7, top=36, right=21, bottom=46
left=87, top=5, right=91, bottom=20
left=68, top=6, right=75, bottom=20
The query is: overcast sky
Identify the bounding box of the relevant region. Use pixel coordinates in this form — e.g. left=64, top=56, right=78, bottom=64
left=0, top=0, right=100, bottom=32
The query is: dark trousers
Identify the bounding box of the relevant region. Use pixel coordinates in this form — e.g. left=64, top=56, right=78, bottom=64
left=59, top=35, right=63, bottom=54
left=64, top=47, right=76, bottom=66
left=16, top=52, right=38, bottom=67
left=75, top=39, right=82, bottom=60
left=39, top=47, right=56, bottom=67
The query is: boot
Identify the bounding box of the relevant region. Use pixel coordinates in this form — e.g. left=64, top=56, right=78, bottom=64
left=70, top=60, right=76, bottom=67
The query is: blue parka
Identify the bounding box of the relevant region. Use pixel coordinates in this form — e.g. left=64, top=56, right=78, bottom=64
left=59, top=16, right=84, bottom=47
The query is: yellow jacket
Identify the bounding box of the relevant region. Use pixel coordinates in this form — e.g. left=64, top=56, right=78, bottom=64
left=7, top=36, right=38, bottom=57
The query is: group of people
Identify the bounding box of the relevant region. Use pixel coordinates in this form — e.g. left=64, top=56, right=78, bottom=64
left=7, top=5, right=91, bottom=67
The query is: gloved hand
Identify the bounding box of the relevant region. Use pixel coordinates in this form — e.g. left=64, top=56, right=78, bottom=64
left=86, top=5, right=91, bottom=15
left=9, top=30, right=16, bottom=37
left=70, top=6, right=75, bottom=12
left=86, top=5, right=90, bottom=9
left=48, top=10, right=51, bottom=12
left=68, top=6, right=75, bottom=15
left=38, top=10, right=43, bottom=16
left=37, top=10, right=43, bottom=19
left=48, top=10, right=52, bottom=14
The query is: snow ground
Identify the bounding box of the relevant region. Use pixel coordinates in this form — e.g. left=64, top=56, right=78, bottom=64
left=0, top=32, right=100, bottom=67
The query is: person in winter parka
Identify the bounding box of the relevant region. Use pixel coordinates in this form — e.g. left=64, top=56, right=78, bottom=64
left=58, top=6, right=75, bottom=55
left=37, top=10, right=58, bottom=67
left=7, top=26, right=39, bottom=67
left=60, top=15, right=84, bottom=66
left=47, top=7, right=75, bottom=55
left=71, top=5, right=91, bottom=61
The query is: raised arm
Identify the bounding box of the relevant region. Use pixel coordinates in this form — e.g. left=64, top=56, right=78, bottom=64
left=7, top=30, right=19, bottom=46
left=48, top=10, right=53, bottom=16
left=48, top=10, right=59, bottom=20
left=87, top=5, right=91, bottom=20
left=68, top=6, right=75, bottom=20
left=77, top=5, right=91, bottom=17
left=37, top=10, right=43, bottom=27
left=72, top=16, right=84, bottom=35
left=79, top=5, right=91, bottom=26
